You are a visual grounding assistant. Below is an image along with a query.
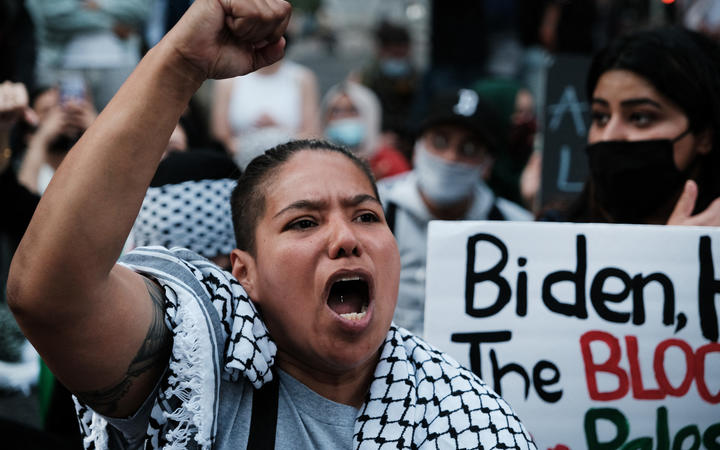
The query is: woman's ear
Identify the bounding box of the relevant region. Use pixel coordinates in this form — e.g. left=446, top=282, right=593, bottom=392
left=230, top=249, right=259, bottom=301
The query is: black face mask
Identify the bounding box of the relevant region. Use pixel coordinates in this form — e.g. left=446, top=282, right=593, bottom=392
left=585, top=130, right=691, bottom=223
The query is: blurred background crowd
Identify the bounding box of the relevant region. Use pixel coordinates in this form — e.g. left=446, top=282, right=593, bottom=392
left=1, top=0, right=719, bottom=447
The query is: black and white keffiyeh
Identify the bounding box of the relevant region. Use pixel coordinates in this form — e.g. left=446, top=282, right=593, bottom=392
left=74, top=247, right=535, bottom=449
left=132, top=178, right=237, bottom=258
left=131, top=151, right=240, bottom=259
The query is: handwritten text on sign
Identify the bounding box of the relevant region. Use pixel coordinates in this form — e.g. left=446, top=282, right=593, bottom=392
left=424, top=222, right=720, bottom=449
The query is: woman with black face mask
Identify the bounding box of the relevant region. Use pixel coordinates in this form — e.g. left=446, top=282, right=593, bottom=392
left=565, top=27, right=720, bottom=226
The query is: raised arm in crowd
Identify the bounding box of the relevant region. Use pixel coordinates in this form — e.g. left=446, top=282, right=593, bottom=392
left=8, top=0, right=291, bottom=418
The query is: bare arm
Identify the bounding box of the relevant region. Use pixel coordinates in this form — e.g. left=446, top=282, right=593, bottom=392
left=8, top=0, right=291, bottom=417
left=74, top=276, right=170, bottom=415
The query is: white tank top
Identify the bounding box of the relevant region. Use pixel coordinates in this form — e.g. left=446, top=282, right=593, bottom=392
left=227, top=61, right=304, bottom=136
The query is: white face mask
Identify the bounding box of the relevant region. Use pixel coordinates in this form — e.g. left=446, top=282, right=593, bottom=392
left=413, top=139, right=482, bottom=206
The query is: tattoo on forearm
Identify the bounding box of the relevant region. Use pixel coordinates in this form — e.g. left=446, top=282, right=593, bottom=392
left=76, top=277, right=171, bottom=415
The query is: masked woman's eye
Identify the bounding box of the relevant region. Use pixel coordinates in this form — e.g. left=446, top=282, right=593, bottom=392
left=629, top=111, right=655, bottom=127
left=591, top=111, right=609, bottom=126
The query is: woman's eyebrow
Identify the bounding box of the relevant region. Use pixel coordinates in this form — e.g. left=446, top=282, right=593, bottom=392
left=273, top=194, right=381, bottom=219
left=620, top=97, right=662, bottom=109
left=341, top=193, right=381, bottom=208
left=273, top=199, right=327, bottom=218
left=591, top=98, right=609, bottom=106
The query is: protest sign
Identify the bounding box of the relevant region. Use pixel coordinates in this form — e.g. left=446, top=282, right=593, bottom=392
left=540, top=55, right=592, bottom=210
left=424, top=221, right=720, bottom=449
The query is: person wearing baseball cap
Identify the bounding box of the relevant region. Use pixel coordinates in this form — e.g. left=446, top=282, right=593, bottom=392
left=378, top=87, right=533, bottom=336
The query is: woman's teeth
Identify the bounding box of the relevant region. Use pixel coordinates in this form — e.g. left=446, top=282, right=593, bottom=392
left=340, top=304, right=368, bottom=320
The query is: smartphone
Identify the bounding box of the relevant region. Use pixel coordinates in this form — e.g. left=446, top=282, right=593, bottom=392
left=59, top=73, right=87, bottom=104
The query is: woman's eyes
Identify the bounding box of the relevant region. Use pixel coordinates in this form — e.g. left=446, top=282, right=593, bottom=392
left=286, top=218, right=317, bottom=230
left=590, top=111, right=609, bottom=126
left=590, top=110, right=656, bottom=127
left=354, top=212, right=380, bottom=223
left=284, top=212, right=379, bottom=231
left=629, top=111, right=655, bottom=126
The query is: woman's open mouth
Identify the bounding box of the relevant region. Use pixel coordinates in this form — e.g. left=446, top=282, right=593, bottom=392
left=326, top=273, right=371, bottom=321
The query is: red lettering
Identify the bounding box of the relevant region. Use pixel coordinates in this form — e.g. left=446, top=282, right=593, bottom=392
left=581, top=331, right=629, bottom=401
left=582, top=331, right=718, bottom=404
left=626, top=336, right=664, bottom=399
left=695, top=343, right=720, bottom=404
left=654, top=339, right=694, bottom=397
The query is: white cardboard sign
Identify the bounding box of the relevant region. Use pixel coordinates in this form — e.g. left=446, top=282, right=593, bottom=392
left=424, top=221, right=720, bottom=449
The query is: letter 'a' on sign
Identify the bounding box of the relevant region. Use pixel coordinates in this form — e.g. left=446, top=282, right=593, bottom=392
left=540, top=55, right=591, bottom=209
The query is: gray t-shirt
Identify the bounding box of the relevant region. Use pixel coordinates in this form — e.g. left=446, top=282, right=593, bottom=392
left=105, top=369, right=358, bottom=449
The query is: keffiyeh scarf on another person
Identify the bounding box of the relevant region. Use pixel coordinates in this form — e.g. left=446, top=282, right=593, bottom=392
left=74, top=247, right=535, bottom=449
left=132, top=178, right=237, bottom=258
left=131, top=151, right=240, bottom=259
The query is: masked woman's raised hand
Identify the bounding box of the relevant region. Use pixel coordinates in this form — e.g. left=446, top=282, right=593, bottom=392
left=166, top=0, right=291, bottom=81
left=667, top=180, right=720, bottom=227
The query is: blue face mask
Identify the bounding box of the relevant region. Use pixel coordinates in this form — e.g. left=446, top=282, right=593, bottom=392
left=325, top=119, right=366, bottom=149
left=380, top=58, right=411, bottom=78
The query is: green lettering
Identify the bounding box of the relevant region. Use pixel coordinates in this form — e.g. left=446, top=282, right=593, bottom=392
left=586, top=408, right=629, bottom=449
left=621, top=438, right=651, bottom=450
left=703, top=423, right=720, bottom=450
left=657, top=406, right=669, bottom=450
left=672, top=425, right=700, bottom=450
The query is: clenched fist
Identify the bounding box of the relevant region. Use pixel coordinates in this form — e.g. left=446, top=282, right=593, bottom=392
left=166, top=0, right=292, bottom=81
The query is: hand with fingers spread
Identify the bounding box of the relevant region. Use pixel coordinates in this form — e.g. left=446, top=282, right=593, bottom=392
left=167, top=0, right=292, bottom=81
left=667, top=180, right=720, bottom=227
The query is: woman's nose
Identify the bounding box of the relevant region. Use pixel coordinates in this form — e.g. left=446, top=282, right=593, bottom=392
left=595, top=117, right=628, bottom=142
left=328, top=217, right=361, bottom=259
